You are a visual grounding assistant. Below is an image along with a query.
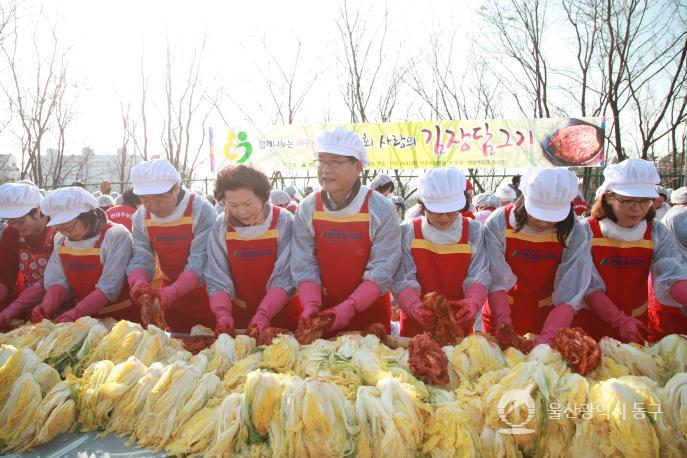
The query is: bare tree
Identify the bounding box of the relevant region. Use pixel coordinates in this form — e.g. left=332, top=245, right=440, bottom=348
left=261, top=39, right=318, bottom=125
left=161, top=33, right=212, bottom=180
left=480, top=0, right=552, bottom=118
left=0, top=9, right=70, bottom=186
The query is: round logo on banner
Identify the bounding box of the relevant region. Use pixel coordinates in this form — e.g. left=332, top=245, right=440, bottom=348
left=20, top=252, right=29, bottom=261
left=38, top=258, right=47, bottom=266
left=30, top=262, right=38, bottom=270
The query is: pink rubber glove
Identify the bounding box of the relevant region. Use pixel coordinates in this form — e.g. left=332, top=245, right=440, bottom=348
left=397, top=288, right=434, bottom=329
left=321, top=280, right=380, bottom=332
left=455, top=284, right=488, bottom=327
left=487, top=290, right=513, bottom=329
left=533, top=303, right=575, bottom=346
left=128, top=268, right=150, bottom=303
left=670, top=280, right=687, bottom=306
left=0, top=283, right=8, bottom=303
left=297, top=281, right=322, bottom=328
left=0, top=283, right=46, bottom=330
left=31, top=284, right=69, bottom=323
left=249, top=287, right=288, bottom=333
left=585, top=291, right=647, bottom=343
left=55, top=288, right=110, bottom=323
left=158, top=271, right=199, bottom=311
left=209, top=291, right=235, bottom=335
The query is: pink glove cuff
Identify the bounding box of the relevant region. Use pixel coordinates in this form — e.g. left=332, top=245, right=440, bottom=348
left=397, top=288, right=422, bottom=315
left=257, top=287, right=288, bottom=320
left=297, top=281, right=322, bottom=311
left=127, top=268, right=150, bottom=289
left=487, top=290, right=512, bottom=325
left=71, top=288, right=110, bottom=319
left=585, top=290, right=625, bottom=326
left=464, top=284, right=488, bottom=308
left=171, top=270, right=200, bottom=296
left=2, top=283, right=45, bottom=319
left=348, top=280, right=381, bottom=313
left=535, top=303, right=575, bottom=345
left=209, top=291, right=233, bottom=320
left=42, top=284, right=70, bottom=317
left=669, top=280, right=687, bottom=306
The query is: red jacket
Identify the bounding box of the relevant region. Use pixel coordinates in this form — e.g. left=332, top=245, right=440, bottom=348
left=106, top=204, right=137, bottom=231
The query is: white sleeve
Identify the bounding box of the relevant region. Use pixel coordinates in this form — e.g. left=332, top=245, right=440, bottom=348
left=267, top=210, right=295, bottom=294
left=363, top=196, right=402, bottom=294
left=204, top=216, right=236, bottom=298
left=126, top=207, right=155, bottom=280
left=484, top=208, right=517, bottom=293
left=552, top=221, right=593, bottom=311
left=42, top=233, right=72, bottom=296
left=650, top=221, right=687, bottom=308
left=390, top=222, right=421, bottom=296
left=581, top=221, right=607, bottom=295
left=290, top=196, right=321, bottom=287
left=96, top=224, right=133, bottom=301
left=463, top=219, right=491, bottom=292
left=185, top=196, right=217, bottom=280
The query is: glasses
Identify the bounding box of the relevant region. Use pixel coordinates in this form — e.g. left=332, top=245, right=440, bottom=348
left=314, top=158, right=353, bottom=170
left=611, top=196, right=655, bottom=208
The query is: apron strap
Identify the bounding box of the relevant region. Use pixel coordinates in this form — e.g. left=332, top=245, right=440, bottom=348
left=459, top=216, right=470, bottom=244
left=412, top=217, right=424, bottom=240
left=94, top=222, right=114, bottom=248
left=587, top=217, right=604, bottom=238
left=504, top=203, right=515, bottom=230
left=643, top=220, right=653, bottom=240
left=269, top=205, right=280, bottom=230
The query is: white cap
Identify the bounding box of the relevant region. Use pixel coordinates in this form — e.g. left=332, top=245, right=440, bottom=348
left=418, top=167, right=467, bottom=213
left=93, top=191, right=102, bottom=198
left=597, top=158, right=659, bottom=198
left=41, top=187, right=98, bottom=226
left=284, top=185, right=297, bottom=197
left=655, top=185, right=668, bottom=198
left=111, top=191, right=120, bottom=199
left=130, top=159, right=181, bottom=195
left=269, top=189, right=291, bottom=207
left=114, top=195, right=124, bottom=205
left=496, top=186, right=517, bottom=202
left=97, top=195, right=114, bottom=208
left=390, top=195, right=404, bottom=205
left=671, top=187, right=687, bottom=205
left=370, top=173, right=393, bottom=190
left=0, top=182, right=43, bottom=218
left=521, top=167, right=578, bottom=222
left=314, top=127, right=368, bottom=167
left=474, top=192, right=501, bottom=209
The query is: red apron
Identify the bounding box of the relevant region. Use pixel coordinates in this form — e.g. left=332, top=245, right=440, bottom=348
left=146, top=195, right=215, bottom=333
left=647, top=285, right=687, bottom=341
left=58, top=222, right=139, bottom=322
left=226, top=206, right=301, bottom=330
left=401, top=216, right=472, bottom=337
left=482, top=204, right=564, bottom=335
left=312, top=190, right=391, bottom=335
left=572, top=218, right=652, bottom=340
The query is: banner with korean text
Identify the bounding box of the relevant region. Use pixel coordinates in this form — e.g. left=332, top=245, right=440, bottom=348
left=210, top=117, right=606, bottom=172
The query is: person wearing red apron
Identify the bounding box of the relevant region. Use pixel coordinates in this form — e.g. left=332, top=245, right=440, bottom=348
left=29, top=187, right=137, bottom=323
left=292, top=127, right=401, bottom=335
left=482, top=168, right=591, bottom=346
left=573, top=159, right=687, bottom=342
left=106, top=188, right=140, bottom=232
left=206, top=165, right=300, bottom=335
left=127, top=159, right=217, bottom=333
left=392, top=167, right=490, bottom=338
left=0, top=183, right=55, bottom=329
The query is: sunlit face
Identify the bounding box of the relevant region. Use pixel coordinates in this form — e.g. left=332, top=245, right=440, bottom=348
left=139, top=184, right=180, bottom=218
left=526, top=215, right=557, bottom=232
left=316, top=153, right=362, bottom=196
left=606, top=193, right=654, bottom=228
left=53, top=217, right=88, bottom=241
left=223, top=188, right=265, bottom=226
left=379, top=188, right=392, bottom=197
left=425, top=208, right=461, bottom=230
left=6, top=209, right=46, bottom=236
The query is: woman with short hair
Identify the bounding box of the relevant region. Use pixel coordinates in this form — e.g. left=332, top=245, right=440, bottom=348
left=205, top=165, right=300, bottom=334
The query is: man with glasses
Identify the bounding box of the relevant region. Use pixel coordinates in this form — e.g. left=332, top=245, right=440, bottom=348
left=126, top=159, right=217, bottom=332
left=291, top=127, right=402, bottom=335
left=0, top=182, right=55, bottom=329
